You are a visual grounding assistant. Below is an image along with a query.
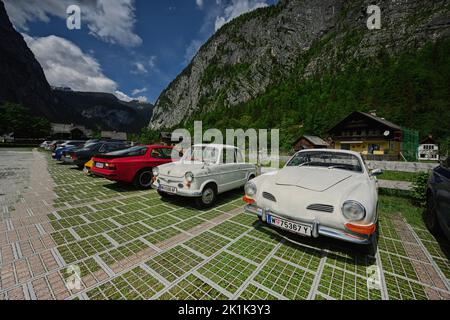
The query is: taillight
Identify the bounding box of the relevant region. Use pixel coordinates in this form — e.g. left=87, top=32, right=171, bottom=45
left=105, top=163, right=116, bottom=170
left=71, top=153, right=77, bottom=160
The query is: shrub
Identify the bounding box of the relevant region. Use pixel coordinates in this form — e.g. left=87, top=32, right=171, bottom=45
left=411, top=172, right=430, bottom=207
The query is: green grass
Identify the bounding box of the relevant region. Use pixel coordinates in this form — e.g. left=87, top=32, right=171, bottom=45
left=379, top=171, right=422, bottom=182
left=379, top=195, right=425, bottom=229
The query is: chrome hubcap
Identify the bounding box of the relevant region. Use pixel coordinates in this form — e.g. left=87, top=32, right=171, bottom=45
left=202, top=188, right=214, bottom=204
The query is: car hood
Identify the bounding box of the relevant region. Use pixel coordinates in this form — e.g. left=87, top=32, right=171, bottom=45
left=275, top=167, right=354, bottom=192
left=158, top=161, right=208, bottom=178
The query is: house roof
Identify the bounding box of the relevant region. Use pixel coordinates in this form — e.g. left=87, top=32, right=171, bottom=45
left=295, top=135, right=328, bottom=146
left=328, top=111, right=402, bottom=134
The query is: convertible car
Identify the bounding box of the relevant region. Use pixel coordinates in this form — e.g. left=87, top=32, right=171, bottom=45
left=153, top=144, right=256, bottom=207
left=244, top=149, right=382, bottom=246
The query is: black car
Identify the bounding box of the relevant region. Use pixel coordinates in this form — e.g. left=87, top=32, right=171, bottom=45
left=64, top=141, right=130, bottom=168
left=426, top=157, right=450, bottom=240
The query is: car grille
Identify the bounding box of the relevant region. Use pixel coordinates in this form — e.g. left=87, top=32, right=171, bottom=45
left=262, top=192, right=277, bottom=202
left=306, top=204, right=334, bottom=213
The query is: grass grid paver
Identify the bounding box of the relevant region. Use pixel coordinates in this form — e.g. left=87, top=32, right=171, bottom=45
left=1, top=150, right=449, bottom=300
left=317, top=265, right=382, bottom=300
left=146, top=246, right=204, bottom=282
left=210, top=221, right=250, bottom=239
left=159, top=274, right=228, bottom=300
left=253, top=258, right=314, bottom=300
left=238, top=283, right=280, bottom=300
left=184, top=231, right=231, bottom=257
left=144, top=227, right=183, bottom=245
left=227, top=236, right=275, bottom=264
left=197, top=251, right=257, bottom=294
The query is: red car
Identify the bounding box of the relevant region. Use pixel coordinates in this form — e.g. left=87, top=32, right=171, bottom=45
left=91, top=145, right=175, bottom=188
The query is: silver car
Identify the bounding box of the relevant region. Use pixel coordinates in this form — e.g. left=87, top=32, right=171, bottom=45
left=153, top=144, right=257, bottom=207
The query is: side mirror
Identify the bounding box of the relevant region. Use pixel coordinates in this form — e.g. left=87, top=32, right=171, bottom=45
left=370, top=168, right=383, bottom=177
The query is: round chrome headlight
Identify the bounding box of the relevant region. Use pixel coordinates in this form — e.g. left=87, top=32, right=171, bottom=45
left=342, top=201, right=366, bottom=221
left=185, top=172, right=194, bottom=183
left=244, top=181, right=257, bottom=197
left=152, top=167, right=159, bottom=177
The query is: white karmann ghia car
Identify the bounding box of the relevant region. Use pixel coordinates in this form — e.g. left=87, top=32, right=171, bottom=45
left=153, top=144, right=257, bottom=207
left=244, top=149, right=383, bottom=245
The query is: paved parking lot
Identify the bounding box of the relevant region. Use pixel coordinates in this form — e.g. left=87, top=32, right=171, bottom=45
left=0, top=149, right=449, bottom=300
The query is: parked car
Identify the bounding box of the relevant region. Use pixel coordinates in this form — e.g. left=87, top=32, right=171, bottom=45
left=243, top=149, right=382, bottom=246
left=40, top=141, right=52, bottom=148
left=64, top=141, right=130, bottom=169
left=153, top=144, right=257, bottom=207
left=46, top=140, right=65, bottom=151
left=91, top=145, right=175, bottom=188
left=426, top=157, right=450, bottom=240
left=52, top=141, right=86, bottom=160
left=83, top=158, right=94, bottom=174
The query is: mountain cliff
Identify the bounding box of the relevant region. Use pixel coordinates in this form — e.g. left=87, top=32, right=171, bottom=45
left=53, top=90, right=153, bottom=133
left=0, top=0, right=58, bottom=120
left=149, top=0, right=450, bottom=147
left=0, top=0, right=153, bottom=134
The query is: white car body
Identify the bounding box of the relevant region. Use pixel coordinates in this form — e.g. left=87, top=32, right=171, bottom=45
left=153, top=144, right=256, bottom=204
left=244, top=149, right=380, bottom=245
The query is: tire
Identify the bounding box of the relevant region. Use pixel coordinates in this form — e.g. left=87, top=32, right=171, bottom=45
left=425, top=192, right=442, bottom=236
left=133, top=170, right=153, bottom=189
left=76, top=164, right=84, bottom=170
left=195, top=184, right=217, bottom=208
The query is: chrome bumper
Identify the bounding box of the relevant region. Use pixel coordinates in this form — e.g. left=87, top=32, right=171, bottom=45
left=153, top=183, right=202, bottom=197
left=245, top=204, right=371, bottom=245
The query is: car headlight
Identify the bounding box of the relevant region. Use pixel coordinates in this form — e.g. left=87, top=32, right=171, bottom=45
left=342, top=201, right=366, bottom=221
left=152, top=167, right=159, bottom=177
left=185, top=172, right=194, bottom=183
left=245, top=181, right=257, bottom=197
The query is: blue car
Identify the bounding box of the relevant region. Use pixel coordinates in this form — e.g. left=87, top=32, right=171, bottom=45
left=53, top=145, right=78, bottom=161
left=426, top=157, right=450, bottom=241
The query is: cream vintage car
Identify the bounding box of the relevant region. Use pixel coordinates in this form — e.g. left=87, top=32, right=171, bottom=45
left=153, top=144, right=257, bottom=207
left=244, top=149, right=382, bottom=246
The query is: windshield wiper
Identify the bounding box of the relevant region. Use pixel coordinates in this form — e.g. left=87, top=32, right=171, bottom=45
left=298, top=162, right=312, bottom=168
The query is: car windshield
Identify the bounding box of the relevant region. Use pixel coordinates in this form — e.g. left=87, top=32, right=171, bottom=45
left=287, top=151, right=363, bottom=173
left=107, top=146, right=148, bottom=157
left=182, top=146, right=219, bottom=164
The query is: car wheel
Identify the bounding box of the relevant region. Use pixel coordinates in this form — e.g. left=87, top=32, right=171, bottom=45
left=76, top=164, right=84, bottom=169
left=425, top=192, right=442, bottom=236
left=196, top=185, right=217, bottom=208
left=133, top=170, right=153, bottom=189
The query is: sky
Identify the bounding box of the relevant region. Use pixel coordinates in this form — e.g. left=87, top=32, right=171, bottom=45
left=3, top=0, right=278, bottom=104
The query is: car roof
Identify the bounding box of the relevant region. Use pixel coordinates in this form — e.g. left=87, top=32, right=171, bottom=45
left=296, top=148, right=362, bottom=157
left=192, top=144, right=238, bottom=149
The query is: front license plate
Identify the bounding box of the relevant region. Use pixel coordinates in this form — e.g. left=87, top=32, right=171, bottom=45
left=159, top=184, right=177, bottom=194
left=267, top=214, right=312, bottom=237
left=95, top=162, right=104, bottom=169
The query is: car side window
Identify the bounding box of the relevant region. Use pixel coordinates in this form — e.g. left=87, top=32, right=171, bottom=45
left=236, top=150, right=244, bottom=163
left=222, top=148, right=237, bottom=164
left=151, top=148, right=172, bottom=159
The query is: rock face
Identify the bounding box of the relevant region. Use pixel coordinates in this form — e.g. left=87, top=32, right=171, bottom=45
left=0, top=0, right=153, bottom=133
left=149, top=0, right=450, bottom=129
left=0, top=0, right=58, bottom=120
left=54, top=90, right=153, bottom=133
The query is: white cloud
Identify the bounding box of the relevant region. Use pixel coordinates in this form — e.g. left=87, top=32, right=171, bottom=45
left=131, top=56, right=157, bottom=74
left=132, top=88, right=147, bottom=96
left=115, top=90, right=148, bottom=103
left=4, top=0, right=142, bottom=47
left=23, top=34, right=118, bottom=93
left=196, top=0, right=204, bottom=8
left=214, top=0, right=268, bottom=31
left=132, top=62, right=148, bottom=74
